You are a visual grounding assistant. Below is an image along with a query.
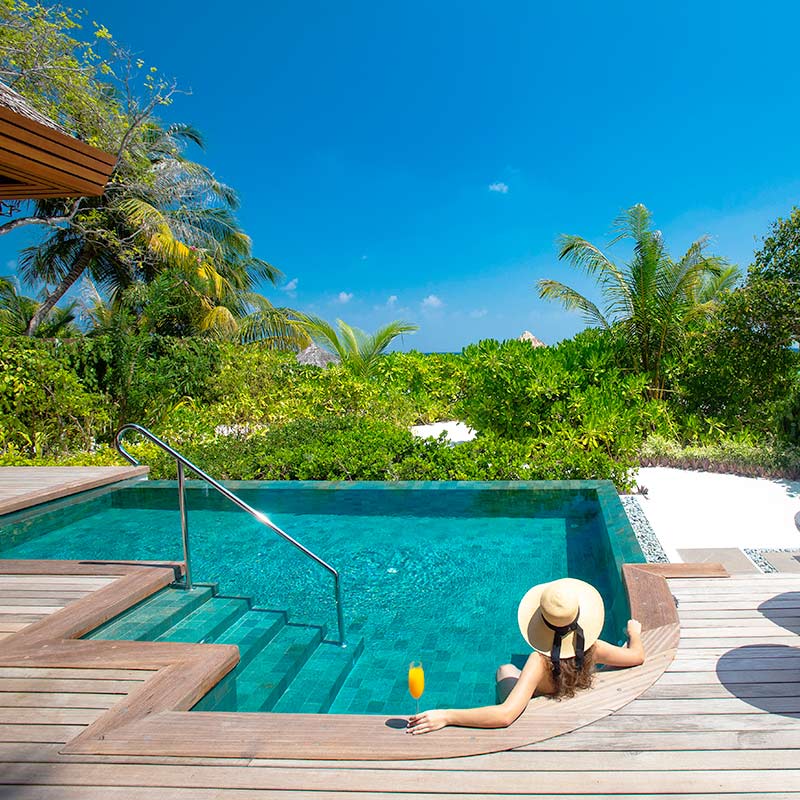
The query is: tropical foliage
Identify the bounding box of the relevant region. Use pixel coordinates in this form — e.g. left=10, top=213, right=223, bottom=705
left=296, top=316, right=419, bottom=378
left=537, top=204, right=737, bottom=397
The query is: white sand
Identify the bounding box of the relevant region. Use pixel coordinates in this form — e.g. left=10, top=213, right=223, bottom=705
left=410, top=421, right=476, bottom=444
left=633, top=467, right=800, bottom=562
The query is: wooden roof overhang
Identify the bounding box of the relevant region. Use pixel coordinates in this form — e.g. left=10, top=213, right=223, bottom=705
left=0, top=86, right=116, bottom=200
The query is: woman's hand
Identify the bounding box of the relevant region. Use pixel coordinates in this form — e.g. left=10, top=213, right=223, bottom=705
left=407, top=709, right=449, bottom=735
left=627, top=619, right=642, bottom=637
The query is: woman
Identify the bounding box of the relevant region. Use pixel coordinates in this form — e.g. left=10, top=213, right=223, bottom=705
left=407, top=577, right=645, bottom=735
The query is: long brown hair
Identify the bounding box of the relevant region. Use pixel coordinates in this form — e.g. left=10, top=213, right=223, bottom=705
left=547, top=644, right=596, bottom=700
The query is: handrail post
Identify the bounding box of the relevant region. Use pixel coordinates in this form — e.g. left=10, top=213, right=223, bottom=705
left=176, top=461, right=193, bottom=591
left=115, top=423, right=344, bottom=640
left=334, top=573, right=346, bottom=647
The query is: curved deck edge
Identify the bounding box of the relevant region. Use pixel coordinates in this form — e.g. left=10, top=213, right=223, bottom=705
left=0, top=559, right=728, bottom=761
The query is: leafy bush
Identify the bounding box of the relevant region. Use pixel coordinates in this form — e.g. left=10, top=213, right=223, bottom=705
left=457, top=332, right=658, bottom=459
left=207, top=345, right=418, bottom=427
left=673, top=276, right=800, bottom=437
left=115, top=415, right=637, bottom=490
left=640, top=434, right=800, bottom=480
left=373, top=351, right=466, bottom=422
left=0, top=339, right=110, bottom=456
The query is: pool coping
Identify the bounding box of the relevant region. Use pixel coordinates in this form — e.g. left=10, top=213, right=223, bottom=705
left=0, top=558, right=727, bottom=761
left=0, top=466, right=149, bottom=516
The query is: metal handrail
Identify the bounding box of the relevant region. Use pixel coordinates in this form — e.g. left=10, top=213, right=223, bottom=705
left=114, top=423, right=346, bottom=646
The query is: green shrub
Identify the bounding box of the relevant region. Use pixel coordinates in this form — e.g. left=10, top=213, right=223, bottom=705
left=118, top=415, right=637, bottom=490
left=0, top=339, right=110, bottom=457
left=373, top=351, right=467, bottom=422
left=640, top=434, right=800, bottom=480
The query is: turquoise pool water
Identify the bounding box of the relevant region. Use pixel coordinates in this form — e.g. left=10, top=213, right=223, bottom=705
left=0, top=480, right=643, bottom=714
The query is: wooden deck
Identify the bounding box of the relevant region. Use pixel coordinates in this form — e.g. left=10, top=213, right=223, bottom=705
left=0, top=467, right=149, bottom=515
left=0, top=561, right=797, bottom=795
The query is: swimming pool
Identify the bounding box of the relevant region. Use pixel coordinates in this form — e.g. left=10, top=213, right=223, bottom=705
left=0, top=480, right=643, bottom=714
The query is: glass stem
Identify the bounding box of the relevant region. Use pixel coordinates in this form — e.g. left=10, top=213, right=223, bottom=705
left=416, top=699, right=419, bottom=715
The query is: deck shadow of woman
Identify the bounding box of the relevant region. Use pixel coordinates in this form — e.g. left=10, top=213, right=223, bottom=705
left=714, top=591, right=800, bottom=717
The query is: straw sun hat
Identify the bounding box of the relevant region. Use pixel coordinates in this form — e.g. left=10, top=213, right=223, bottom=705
left=517, top=578, right=605, bottom=669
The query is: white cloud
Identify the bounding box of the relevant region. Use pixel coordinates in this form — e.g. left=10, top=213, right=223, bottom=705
left=337, top=291, right=353, bottom=304
left=386, top=295, right=398, bottom=307
left=470, top=308, right=488, bottom=318
left=488, top=182, right=509, bottom=194
left=422, top=294, right=443, bottom=309
left=280, top=277, right=298, bottom=295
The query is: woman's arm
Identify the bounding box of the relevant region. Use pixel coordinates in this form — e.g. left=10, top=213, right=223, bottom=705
left=594, top=619, right=645, bottom=667
left=407, top=651, right=547, bottom=735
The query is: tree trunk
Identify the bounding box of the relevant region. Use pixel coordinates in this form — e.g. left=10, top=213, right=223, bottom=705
left=25, top=247, right=89, bottom=336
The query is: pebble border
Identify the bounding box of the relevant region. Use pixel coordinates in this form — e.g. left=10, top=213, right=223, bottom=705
left=742, top=548, right=798, bottom=574
left=620, top=495, right=669, bottom=564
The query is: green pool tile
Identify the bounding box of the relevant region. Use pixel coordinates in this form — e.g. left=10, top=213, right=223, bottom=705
left=84, top=585, right=214, bottom=641
left=156, top=597, right=249, bottom=643
left=227, top=623, right=324, bottom=712
left=273, top=637, right=364, bottom=713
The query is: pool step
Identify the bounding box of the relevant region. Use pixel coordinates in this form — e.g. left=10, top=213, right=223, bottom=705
left=222, top=623, right=325, bottom=712
left=84, top=585, right=214, bottom=641
left=190, top=608, right=289, bottom=711
left=214, top=608, right=288, bottom=669
left=156, top=597, right=250, bottom=644
left=272, top=637, right=365, bottom=714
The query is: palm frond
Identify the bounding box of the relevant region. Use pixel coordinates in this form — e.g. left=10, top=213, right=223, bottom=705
left=537, top=279, right=611, bottom=328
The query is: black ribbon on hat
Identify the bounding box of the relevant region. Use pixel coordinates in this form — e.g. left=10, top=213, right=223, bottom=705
left=543, top=609, right=584, bottom=677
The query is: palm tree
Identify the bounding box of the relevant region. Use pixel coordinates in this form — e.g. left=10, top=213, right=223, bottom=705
left=295, top=315, right=418, bottom=377
left=78, top=272, right=310, bottom=349
left=537, top=204, right=731, bottom=397
left=20, top=123, right=286, bottom=337
left=0, top=277, right=78, bottom=337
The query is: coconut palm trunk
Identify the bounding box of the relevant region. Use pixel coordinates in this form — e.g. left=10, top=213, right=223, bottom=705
left=25, top=246, right=89, bottom=336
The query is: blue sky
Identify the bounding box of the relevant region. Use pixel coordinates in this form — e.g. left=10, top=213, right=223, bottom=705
left=4, top=1, right=800, bottom=351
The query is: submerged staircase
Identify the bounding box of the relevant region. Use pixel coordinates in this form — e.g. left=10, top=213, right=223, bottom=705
left=85, top=584, right=364, bottom=714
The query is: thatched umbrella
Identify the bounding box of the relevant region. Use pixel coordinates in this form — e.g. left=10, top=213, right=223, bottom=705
left=0, top=81, right=115, bottom=200
left=518, top=330, right=546, bottom=348
left=296, top=342, right=340, bottom=368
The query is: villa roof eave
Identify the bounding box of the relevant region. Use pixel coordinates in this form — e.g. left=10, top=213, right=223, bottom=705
left=0, top=82, right=116, bottom=200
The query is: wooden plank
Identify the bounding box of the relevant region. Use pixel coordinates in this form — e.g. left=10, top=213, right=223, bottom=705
left=645, top=563, right=729, bottom=578
left=587, top=712, right=800, bottom=732
left=0, top=107, right=117, bottom=167
left=0, top=678, right=139, bottom=694
left=0, top=466, right=148, bottom=515
left=0, top=742, right=251, bottom=766
left=679, top=608, right=800, bottom=619
left=0, top=707, right=102, bottom=725
left=658, top=669, right=798, bottom=685
left=0, top=668, right=153, bottom=681
left=0, top=724, right=85, bottom=744
left=0, top=605, right=64, bottom=614
left=523, top=728, right=800, bottom=751
left=0, top=614, right=47, bottom=624
left=622, top=565, right=678, bottom=629
left=677, top=635, right=800, bottom=648
left=0, top=692, right=119, bottom=709
left=643, top=681, right=800, bottom=699
left=10, top=567, right=179, bottom=644
left=0, top=560, right=183, bottom=577
left=679, top=614, right=800, bottom=626
left=619, top=696, right=800, bottom=715
left=0, top=622, right=28, bottom=631
left=4, top=763, right=800, bottom=793
left=0, top=592, right=87, bottom=602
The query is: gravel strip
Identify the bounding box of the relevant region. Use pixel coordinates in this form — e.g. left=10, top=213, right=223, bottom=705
left=742, top=548, right=799, bottom=574
left=621, top=495, right=669, bottom=563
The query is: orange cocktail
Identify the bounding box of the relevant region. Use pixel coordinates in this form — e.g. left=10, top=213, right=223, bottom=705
left=408, top=661, right=424, bottom=714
